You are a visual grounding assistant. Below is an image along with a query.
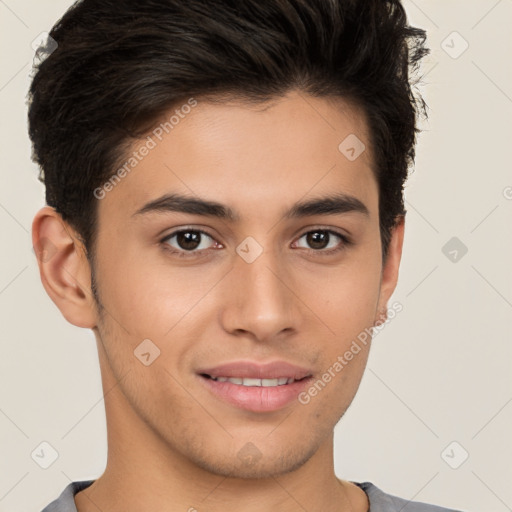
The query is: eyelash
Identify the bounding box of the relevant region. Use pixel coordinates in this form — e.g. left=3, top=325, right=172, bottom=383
left=160, top=227, right=353, bottom=259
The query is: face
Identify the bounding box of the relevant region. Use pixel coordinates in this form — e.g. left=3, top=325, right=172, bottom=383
left=44, top=90, right=403, bottom=479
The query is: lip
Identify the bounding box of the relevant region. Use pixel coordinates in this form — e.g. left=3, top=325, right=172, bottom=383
left=197, top=373, right=314, bottom=412
left=196, top=360, right=312, bottom=380
left=196, top=360, right=313, bottom=413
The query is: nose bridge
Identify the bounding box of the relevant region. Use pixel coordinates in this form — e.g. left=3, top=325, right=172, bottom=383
left=220, top=240, right=299, bottom=340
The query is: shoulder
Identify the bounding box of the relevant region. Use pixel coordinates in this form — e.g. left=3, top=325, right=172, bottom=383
left=352, top=481, right=467, bottom=512
left=40, top=480, right=95, bottom=512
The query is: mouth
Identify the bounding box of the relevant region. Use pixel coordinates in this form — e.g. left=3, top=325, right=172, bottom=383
left=200, top=373, right=311, bottom=388
left=197, top=373, right=313, bottom=412
left=200, top=373, right=308, bottom=387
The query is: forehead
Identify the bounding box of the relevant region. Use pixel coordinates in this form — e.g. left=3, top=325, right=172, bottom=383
left=97, top=91, right=377, bottom=224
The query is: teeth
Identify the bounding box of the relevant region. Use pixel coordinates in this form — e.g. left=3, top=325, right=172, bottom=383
left=210, top=376, right=297, bottom=386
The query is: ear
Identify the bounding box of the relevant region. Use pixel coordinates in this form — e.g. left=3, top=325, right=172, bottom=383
left=374, top=215, right=405, bottom=325
left=32, top=206, right=97, bottom=328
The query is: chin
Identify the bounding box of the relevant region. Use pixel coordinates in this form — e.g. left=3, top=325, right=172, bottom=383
left=190, top=441, right=318, bottom=480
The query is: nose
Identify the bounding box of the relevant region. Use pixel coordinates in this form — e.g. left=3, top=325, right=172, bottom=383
left=219, top=244, right=302, bottom=342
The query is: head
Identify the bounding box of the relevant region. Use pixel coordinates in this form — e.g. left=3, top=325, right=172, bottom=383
left=29, top=0, right=428, bottom=479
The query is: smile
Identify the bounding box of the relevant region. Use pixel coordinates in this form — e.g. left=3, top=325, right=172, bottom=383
left=198, top=374, right=313, bottom=412
left=204, top=375, right=301, bottom=386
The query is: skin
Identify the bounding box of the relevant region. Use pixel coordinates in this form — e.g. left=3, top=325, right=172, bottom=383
left=32, top=90, right=404, bottom=512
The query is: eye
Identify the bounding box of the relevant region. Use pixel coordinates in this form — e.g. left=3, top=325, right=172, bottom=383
left=160, top=227, right=352, bottom=259
left=293, top=229, right=352, bottom=254
left=161, top=228, right=221, bottom=257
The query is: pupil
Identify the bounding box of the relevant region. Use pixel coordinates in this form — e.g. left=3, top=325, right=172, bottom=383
left=307, top=231, right=329, bottom=249
left=178, top=231, right=201, bottom=250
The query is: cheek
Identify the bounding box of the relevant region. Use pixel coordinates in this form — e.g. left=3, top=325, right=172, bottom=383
left=296, top=251, right=382, bottom=330
left=298, top=339, right=371, bottom=423
left=96, top=241, right=223, bottom=338
left=294, top=248, right=380, bottom=396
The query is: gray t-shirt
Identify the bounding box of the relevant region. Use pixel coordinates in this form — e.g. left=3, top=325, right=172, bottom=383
left=40, top=480, right=465, bottom=511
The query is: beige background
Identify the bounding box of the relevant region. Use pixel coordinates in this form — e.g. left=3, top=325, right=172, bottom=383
left=1, top=1, right=511, bottom=511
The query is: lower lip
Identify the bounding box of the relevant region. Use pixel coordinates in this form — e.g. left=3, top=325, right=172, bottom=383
left=197, top=375, right=313, bottom=413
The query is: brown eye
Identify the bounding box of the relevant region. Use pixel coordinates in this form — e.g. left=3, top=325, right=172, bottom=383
left=162, top=229, right=217, bottom=253
left=175, top=231, right=202, bottom=250
left=295, top=229, right=349, bottom=253
left=305, top=231, right=331, bottom=250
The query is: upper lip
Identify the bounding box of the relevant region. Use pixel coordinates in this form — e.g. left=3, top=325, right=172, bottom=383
left=197, top=360, right=312, bottom=380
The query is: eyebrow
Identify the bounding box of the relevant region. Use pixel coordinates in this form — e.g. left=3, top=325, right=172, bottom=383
left=132, top=192, right=369, bottom=221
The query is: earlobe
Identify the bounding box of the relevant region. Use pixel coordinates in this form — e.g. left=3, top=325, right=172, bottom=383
left=375, top=215, right=405, bottom=323
left=32, top=206, right=97, bottom=329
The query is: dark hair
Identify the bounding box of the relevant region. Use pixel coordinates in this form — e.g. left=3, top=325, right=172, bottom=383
left=28, top=0, right=429, bottom=266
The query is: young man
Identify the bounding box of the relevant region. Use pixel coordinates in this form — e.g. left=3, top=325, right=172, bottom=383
left=29, top=0, right=464, bottom=511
